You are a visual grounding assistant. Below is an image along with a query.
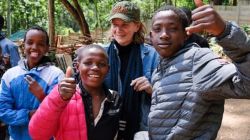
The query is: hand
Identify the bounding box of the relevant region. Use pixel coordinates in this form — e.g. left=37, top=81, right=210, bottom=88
left=59, top=66, right=76, bottom=101
left=25, top=75, right=45, bottom=102
left=3, top=55, right=10, bottom=66
left=185, top=0, right=226, bottom=36
left=130, top=76, right=152, bottom=95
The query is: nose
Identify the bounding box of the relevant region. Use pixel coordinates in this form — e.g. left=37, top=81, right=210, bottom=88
left=160, top=31, right=170, bottom=40
left=31, top=43, right=38, bottom=49
left=90, top=64, right=99, bottom=70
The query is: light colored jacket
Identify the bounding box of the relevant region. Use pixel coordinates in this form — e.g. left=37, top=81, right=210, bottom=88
left=148, top=23, right=250, bottom=140
left=0, top=60, right=64, bottom=140
left=29, top=85, right=88, bottom=140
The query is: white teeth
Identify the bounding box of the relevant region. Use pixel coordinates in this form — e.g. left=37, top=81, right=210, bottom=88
left=30, top=52, right=39, bottom=57
left=89, top=75, right=100, bottom=78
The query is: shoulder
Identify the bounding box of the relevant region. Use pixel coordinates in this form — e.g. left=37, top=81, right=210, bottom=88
left=43, top=65, right=65, bottom=81
left=0, top=38, right=17, bottom=47
left=183, top=43, right=212, bottom=58
left=140, top=43, right=158, bottom=57
left=2, top=65, right=24, bottom=78
left=140, top=43, right=155, bottom=51
left=1, top=66, right=25, bottom=87
left=47, top=65, right=64, bottom=74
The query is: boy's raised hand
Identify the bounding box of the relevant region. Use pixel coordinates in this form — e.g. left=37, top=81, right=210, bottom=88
left=186, top=0, right=226, bottom=36
left=59, top=66, right=76, bottom=101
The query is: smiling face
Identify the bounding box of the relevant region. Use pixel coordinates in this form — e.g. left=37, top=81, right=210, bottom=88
left=150, top=10, right=187, bottom=58
left=24, top=29, right=49, bottom=69
left=111, top=18, right=140, bottom=46
left=77, top=47, right=109, bottom=90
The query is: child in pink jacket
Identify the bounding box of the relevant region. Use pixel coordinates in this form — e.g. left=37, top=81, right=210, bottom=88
left=29, top=44, right=122, bottom=140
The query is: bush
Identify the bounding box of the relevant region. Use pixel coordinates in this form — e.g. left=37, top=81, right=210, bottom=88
left=241, top=24, right=250, bottom=35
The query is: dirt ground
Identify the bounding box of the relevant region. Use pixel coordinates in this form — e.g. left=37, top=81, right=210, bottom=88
left=216, top=99, right=250, bottom=140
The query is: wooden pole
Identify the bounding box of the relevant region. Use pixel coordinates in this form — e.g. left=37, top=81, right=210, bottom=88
left=48, top=0, right=55, bottom=48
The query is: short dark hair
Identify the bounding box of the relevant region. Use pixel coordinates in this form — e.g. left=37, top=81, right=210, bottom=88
left=24, top=26, right=50, bottom=46
left=0, top=15, right=4, bottom=30
left=180, top=7, right=192, bottom=25
left=76, top=44, right=108, bottom=62
left=152, top=5, right=189, bottom=31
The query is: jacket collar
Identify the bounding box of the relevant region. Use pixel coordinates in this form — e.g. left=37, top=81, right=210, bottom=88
left=80, top=83, right=115, bottom=103
left=18, top=58, right=53, bottom=71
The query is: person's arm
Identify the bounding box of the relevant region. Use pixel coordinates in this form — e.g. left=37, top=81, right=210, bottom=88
left=0, top=79, right=30, bottom=126
left=193, top=24, right=250, bottom=100
left=5, top=39, right=20, bottom=67
left=188, top=5, right=250, bottom=99
left=29, top=67, right=76, bottom=139
left=29, top=85, right=69, bottom=140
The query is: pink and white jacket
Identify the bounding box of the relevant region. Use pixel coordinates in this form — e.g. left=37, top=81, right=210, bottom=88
left=29, top=85, right=88, bottom=140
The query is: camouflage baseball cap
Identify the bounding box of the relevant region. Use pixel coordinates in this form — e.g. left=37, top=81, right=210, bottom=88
left=109, top=1, right=140, bottom=22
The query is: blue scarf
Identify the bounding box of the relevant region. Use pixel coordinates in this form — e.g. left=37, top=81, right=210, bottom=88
left=105, top=41, right=143, bottom=139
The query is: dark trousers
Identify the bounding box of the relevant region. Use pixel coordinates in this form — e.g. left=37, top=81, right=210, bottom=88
left=0, top=121, right=7, bottom=140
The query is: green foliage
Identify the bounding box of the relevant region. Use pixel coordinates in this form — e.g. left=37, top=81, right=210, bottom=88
left=56, top=26, right=75, bottom=35
left=241, top=24, right=250, bottom=35
left=0, top=0, right=231, bottom=37
left=172, top=0, right=209, bottom=9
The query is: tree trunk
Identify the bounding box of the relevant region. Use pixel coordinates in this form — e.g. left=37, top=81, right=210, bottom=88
left=59, top=0, right=92, bottom=44
left=7, top=0, right=11, bottom=35
left=48, top=0, right=55, bottom=48
left=233, top=0, right=237, bottom=6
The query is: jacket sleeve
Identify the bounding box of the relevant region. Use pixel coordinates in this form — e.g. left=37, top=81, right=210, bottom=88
left=0, top=79, right=30, bottom=126
left=0, top=38, right=21, bottom=67
left=29, top=85, right=69, bottom=140
left=193, top=23, right=250, bottom=100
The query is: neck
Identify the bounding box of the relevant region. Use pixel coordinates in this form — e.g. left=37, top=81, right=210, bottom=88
left=114, top=40, right=133, bottom=47
left=84, top=85, right=104, bottom=97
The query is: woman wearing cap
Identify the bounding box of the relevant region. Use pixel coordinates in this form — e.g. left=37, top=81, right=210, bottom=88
left=104, top=1, right=159, bottom=139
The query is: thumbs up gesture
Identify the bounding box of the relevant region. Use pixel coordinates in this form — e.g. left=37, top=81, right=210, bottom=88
left=59, top=67, right=76, bottom=101
left=185, top=0, right=226, bottom=36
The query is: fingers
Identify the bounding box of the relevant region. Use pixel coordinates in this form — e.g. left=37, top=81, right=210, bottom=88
left=58, top=76, right=76, bottom=101
left=130, top=76, right=152, bottom=95
left=59, top=84, right=76, bottom=94
left=24, top=75, right=35, bottom=85
left=130, top=76, right=147, bottom=88
left=194, top=0, right=204, bottom=7
left=59, top=79, right=76, bottom=91
left=186, top=19, right=211, bottom=35
left=192, top=5, right=213, bottom=21
left=186, top=5, right=226, bottom=36
left=65, top=66, right=73, bottom=78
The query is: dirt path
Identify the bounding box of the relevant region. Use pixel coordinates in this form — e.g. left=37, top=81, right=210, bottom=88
left=216, top=99, right=250, bottom=140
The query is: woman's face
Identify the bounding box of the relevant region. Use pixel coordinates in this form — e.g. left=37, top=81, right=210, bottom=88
left=77, top=48, right=109, bottom=90
left=24, top=29, right=49, bottom=69
left=111, top=18, right=140, bottom=46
